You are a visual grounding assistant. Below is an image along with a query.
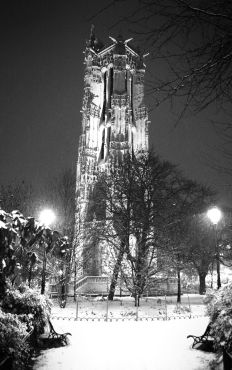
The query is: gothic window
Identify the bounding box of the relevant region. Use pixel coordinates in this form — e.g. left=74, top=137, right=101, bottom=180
left=114, top=71, right=126, bottom=94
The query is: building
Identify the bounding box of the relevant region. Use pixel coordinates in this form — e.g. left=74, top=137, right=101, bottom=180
left=73, top=28, right=150, bottom=294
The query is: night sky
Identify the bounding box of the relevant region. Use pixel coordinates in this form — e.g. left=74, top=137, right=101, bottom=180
left=0, top=0, right=231, bottom=206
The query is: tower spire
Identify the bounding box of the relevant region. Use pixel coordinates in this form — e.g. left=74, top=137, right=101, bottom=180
left=90, top=24, right=95, bottom=44
left=87, top=24, right=103, bottom=52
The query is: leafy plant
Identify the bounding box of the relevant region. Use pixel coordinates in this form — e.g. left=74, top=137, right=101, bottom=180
left=1, top=285, right=52, bottom=334
left=205, top=284, right=232, bottom=353
left=0, top=309, right=31, bottom=369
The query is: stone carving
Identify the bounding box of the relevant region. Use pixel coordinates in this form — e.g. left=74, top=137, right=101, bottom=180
left=113, top=55, right=127, bottom=71
left=111, top=95, right=129, bottom=108
left=110, top=141, right=130, bottom=150
left=134, top=106, right=148, bottom=120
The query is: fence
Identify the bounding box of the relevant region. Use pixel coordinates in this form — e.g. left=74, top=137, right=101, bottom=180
left=50, top=295, right=207, bottom=321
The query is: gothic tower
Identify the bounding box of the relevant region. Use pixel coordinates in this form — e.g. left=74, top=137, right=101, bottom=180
left=74, top=28, right=149, bottom=280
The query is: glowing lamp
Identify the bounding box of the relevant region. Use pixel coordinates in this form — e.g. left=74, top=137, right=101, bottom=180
left=207, top=207, right=222, bottom=225
left=39, top=209, right=56, bottom=226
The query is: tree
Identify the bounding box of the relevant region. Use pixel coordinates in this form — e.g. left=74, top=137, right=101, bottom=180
left=39, top=168, right=76, bottom=299
left=0, top=209, right=69, bottom=298
left=95, top=151, right=214, bottom=304
left=162, top=180, right=214, bottom=300
left=184, top=214, right=216, bottom=294
left=92, top=0, right=232, bottom=174
left=108, top=0, right=232, bottom=117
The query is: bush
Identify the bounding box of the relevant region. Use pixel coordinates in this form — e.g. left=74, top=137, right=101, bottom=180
left=1, top=285, right=52, bottom=335
left=0, top=309, right=31, bottom=369
left=205, top=283, right=232, bottom=353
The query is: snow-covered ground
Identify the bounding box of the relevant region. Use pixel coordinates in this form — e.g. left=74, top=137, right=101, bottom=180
left=51, top=294, right=207, bottom=320
left=33, top=295, right=217, bottom=370
left=33, top=317, right=215, bottom=370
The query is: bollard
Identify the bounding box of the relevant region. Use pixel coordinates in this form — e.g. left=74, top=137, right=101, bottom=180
left=106, top=278, right=109, bottom=321
left=165, top=295, right=167, bottom=320
left=106, top=296, right=109, bottom=321
left=136, top=295, right=139, bottom=321
left=76, top=296, right=78, bottom=320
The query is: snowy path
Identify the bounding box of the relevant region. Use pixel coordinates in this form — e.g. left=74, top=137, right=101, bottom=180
left=33, top=317, right=215, bottom=370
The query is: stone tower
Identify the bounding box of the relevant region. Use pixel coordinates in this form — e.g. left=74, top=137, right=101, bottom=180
left=74, top=28, right=149, bottom=280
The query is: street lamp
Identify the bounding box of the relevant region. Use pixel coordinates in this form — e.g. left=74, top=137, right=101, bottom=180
left=39, top=209, right=56, bottom=294
left=39, top=208, right=56, bottom=227
left=207, top=207, right=222, bottom=289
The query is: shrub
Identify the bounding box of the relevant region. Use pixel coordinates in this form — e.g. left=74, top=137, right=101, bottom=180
left=1, top=285, right=52, bottom=335
left=0, top=309, right=31, bottom=369
left=205, top=283, right=232, bottom=353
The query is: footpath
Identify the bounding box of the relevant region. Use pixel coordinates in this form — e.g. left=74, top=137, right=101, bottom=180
left=33, top=316, right=215, bottom=370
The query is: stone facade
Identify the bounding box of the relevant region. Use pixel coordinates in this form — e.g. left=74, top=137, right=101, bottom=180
left=74, top=28, right=150, bottom=280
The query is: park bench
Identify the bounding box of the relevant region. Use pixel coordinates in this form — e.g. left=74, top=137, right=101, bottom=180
left=187, top=323, right=214, bottom=351
left=39, top=318, right=71, bottom=346
left=47, top=318, right=71, bottom=345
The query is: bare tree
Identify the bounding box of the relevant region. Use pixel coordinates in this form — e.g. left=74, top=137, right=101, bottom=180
left=106, top=0, right=232, bottom=116
left=95, top=151, right=214, bottom=304
left=91, top=1, right=232, bottom=173
left=161, top=178, right=215, bottom=300
left=184, top=214, right=217, bottom=294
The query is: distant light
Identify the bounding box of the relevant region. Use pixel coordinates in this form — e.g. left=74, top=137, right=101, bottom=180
left=39, top=209, right=56, bottom=226
left=207, top=207, right=222, bottom=225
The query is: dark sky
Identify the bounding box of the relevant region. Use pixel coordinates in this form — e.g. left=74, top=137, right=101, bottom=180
left=0, top=0, right=231, bottom=206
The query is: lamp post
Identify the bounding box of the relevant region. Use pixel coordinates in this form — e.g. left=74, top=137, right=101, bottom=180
left=39, top=209, right=56, bottom=294
left=207, top=207, right=222, bottom=289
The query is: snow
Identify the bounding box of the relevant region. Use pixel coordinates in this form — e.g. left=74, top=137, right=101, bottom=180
left=33, top=317, right=215, bottom=370
left=0, top=220, right=7, bottom=229
left=33, top=295, right=216, bottom=370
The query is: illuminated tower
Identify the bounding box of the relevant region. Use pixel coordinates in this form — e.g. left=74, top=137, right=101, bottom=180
left=74, top=28, right=149, bottom=280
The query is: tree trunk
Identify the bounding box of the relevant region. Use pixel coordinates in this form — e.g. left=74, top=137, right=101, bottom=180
left=134, top=294, right=140, bottom=307
left=199, top=272, right=206, bottom=295
left=177, top=268, right=181, bottom=303
left=41, top=244, right=46, bottom=295
left=216, top=254, right=221, bottom=290
left=108, top=247, right=124, bottom=301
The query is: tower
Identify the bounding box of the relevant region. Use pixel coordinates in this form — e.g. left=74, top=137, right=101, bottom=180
left=74, top=28, right=149, bottom=281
